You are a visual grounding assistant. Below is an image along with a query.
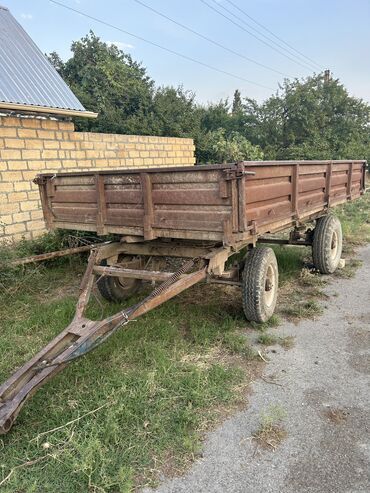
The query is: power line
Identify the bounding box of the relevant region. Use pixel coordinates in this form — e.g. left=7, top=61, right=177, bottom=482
left=200, top=0, right=317, bottom=73
left=48, top=0, right=275, bottom=91
left=132, top=0, right=293, bottom=79
left=224, top=0, right=322, bottom=71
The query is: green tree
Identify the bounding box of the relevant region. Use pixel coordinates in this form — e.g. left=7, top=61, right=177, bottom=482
left=256, top=74, right=370, bottom=161
left=50, top=32, right=155, bottom=134
left=199, top=128, right=263, bottom=163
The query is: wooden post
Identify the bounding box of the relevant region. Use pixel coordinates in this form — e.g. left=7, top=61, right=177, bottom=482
left=325, top=161, right=333, bottom=208
left=95, top=174, right=107, bottom=235
left=140, top=173, right=156, bottom=240
left=346, top=161, right=353, bottom=199
left=291, top=163, right=299, bottom=218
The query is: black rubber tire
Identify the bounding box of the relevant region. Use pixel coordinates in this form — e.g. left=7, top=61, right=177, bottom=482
left=97, top=261, right=142, bottom=302
left=312, top=215, right=342, bottom=274
left=242, top=247, right=279, bottom=323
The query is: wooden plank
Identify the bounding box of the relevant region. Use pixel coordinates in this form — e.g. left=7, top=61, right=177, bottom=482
left=347, top=162, right=354, bottom=199
left=140, top=172, right=156, bottom=240
left=95, top=174, right=107, bottom=235
left=231, top=179, right=239, bottom=231
left=325, top=161, right=332, bottom=207
left=291, top=163, right=299, bottom=217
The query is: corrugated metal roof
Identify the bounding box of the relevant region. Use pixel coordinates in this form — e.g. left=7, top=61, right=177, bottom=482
left=0, top=5, right=94, bottom=116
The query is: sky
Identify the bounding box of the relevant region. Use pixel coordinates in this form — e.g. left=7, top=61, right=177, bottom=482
left=4, top=0, right=370, bottom=105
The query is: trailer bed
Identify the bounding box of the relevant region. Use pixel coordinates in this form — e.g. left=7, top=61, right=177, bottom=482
left=35, top=160, right=366, bottom=246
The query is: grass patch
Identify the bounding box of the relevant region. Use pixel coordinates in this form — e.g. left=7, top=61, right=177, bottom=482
left=336, top=188, right=370, bottom=252
left=253, top=404, right=287, bottom=450
left=0, top=259, right=258, bottom=492
left=257, top=332, right=295, bottom=350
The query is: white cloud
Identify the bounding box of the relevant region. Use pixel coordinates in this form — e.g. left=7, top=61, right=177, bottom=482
left=106, top=40, right=134, bottom=50
left=21, top=13, right=33, bottom=20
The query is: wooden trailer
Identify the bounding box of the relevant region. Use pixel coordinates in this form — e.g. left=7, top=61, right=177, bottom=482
left=0, top=160, right=366, bottom=434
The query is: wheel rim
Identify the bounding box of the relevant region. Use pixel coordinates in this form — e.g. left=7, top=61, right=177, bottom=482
left=264, top=264, right=276, bottom=308
left=330, top=230, right=339, bottom=260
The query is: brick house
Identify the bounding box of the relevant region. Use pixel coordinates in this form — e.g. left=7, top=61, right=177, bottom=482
left=0, top=5, right=195, bottom=242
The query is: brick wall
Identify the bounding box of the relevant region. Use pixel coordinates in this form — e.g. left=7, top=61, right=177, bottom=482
left=0, top=115, right=195, bottom=242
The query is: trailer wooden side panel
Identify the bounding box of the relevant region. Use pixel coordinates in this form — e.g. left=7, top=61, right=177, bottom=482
left=35, top=160, right=366, bottom=245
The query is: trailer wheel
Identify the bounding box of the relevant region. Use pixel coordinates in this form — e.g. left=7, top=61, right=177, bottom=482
left=242, top=247, right=278, bottom=323
left=97, top=257, right=142, bottom=302
left=312, top=215, right=342, bottom=274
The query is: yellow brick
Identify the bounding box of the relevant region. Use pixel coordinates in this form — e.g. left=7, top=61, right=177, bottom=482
left=28, top=160, right=46, bottom=170
left=2, top=116, right=20, bottom=127
left=143, top=158, right=154, bottom=166
left=1, top=202, right=19, bottom=214
left=22, top=170, right=39, bottom=180
left=1, top=149, right=22, bottom=160
left=21, top=118, right=41, bottom=128
left=55, top=131, right=63, bottom=140
left=0, top=127, right=17, bottom=137
left=20, top=200, right=38, bottom=211
left=6, top=222, right=26, bottom=234
left=25, top=139, right=43, bottom=150
left=30, top=220, right=45, bottom=230
left=7, top=160, right=27, bottom=170
left=22, top=150, right=41, bottom=159
left=58, top=121, right=75, bottom=131
left=4, top=138, right=25, bottom=149
left=70, top=150, right=86, bottom=159
left=60, top=141, right=76, bottom=150
left=43, top=140, right=60, bottom=149
left=41, top=119, right=59, bottom=130
left=41, top=149, right=59, bottom=159
left=2, top=170, right=23, bottom=181
left=0, top=214, right=12, bottom=225
left=86, top=150, right=100, bottom=159
left=14, top=181, right=31, bottom=191
left=27, top=191, right=40, bottom=200
left=13, top=211, right=31, bottom=222
left=8, top=191, right=28, bottom=201
left=70, top=132, right=84, bottom=140
left=0, top=182, right=13, bottom=192
left=17, top=128, right=38, bottom=138
left=80, top=141, right=94, bottom=150
left=0, top=160, right=7, bottom=171
left=31, top=210, right=43, bottom=220
left=94, top=159, right=109, bottom=167
left=129, top=151, right=140, bottom=158
left=37, top=130, right=55, bottom=139
left=62, top=160, right=77, bottom=168
left=140, top=151, right=149, bottom=158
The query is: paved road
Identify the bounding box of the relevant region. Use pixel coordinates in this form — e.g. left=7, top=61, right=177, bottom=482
left=143, top=245, right=370, bottom=493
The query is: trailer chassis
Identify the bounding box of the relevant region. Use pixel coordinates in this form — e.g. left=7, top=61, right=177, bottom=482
left=0, top=217, right=328, bottom=435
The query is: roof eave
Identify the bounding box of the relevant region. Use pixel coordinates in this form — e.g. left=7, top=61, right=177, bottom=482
left=0, top=101, right=98, bottom=118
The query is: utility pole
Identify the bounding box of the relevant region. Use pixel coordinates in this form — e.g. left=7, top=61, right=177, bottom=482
left=324, top=69, right=331, bottom=82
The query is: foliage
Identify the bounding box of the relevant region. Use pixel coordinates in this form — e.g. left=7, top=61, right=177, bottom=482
left=49, top=33, right=370, bottom=165
left=199, top=128, right=263, bottom=163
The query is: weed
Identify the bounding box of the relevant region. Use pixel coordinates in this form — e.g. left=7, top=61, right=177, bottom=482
left=250, top=314, right=281, bottom=331
left=0, top=263, right=257, bottom=492
left=334, top=258, right=363, bottom=279
left=253, top=404, right=287, bottom=450
left=282, top=299, right=323, bottom=320
left=258, top=333, right=278, bottom=346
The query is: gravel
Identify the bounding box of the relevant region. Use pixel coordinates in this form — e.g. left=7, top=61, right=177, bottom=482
left=143, top=245, right=370, bottom=493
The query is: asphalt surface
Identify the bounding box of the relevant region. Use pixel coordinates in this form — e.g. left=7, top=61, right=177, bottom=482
left=143, top=245, right=370, bottom=493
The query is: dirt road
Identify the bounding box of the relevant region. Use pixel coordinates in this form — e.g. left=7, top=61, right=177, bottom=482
left=144, top=245, right=370, bottom=493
